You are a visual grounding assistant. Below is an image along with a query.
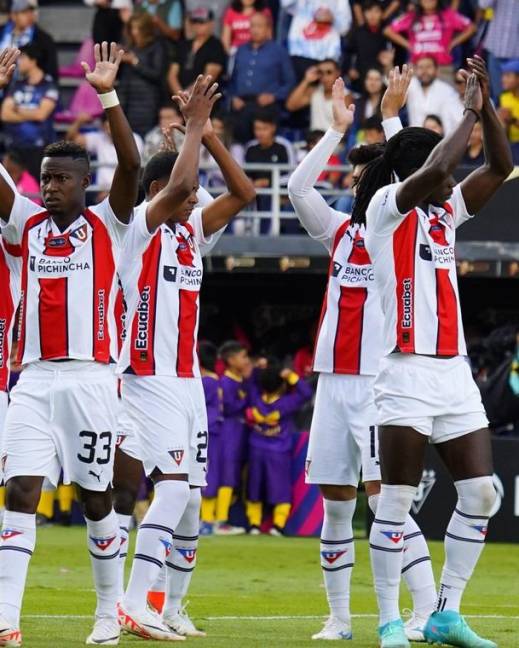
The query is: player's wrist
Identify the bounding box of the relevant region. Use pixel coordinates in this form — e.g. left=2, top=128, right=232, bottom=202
left=463, top=106, right=480, bottom=122
left=97, top=89, right=119, bottom=109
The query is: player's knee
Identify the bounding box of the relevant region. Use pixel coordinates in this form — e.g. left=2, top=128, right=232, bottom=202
left=320, top=484, right=356, bottom=501
left=5, top=477, right=42, bottom=514
left=112, top=487, right=137, bottom=516
left=474, top=477, right=497, bottom=515
left=456, top=475, right=496, bottom=516
left=80, top=490, right=112, bottom=521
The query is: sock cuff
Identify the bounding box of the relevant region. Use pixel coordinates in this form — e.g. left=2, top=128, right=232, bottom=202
left=116, top=513, right=133, bottom=532
left=154, top=479, right=190, bottom=497
left=2, top=511, right=36, bottom=531
left=85, top=509, right=119, bottom=536
left=368, top=494, right=379, bottom=515
left=454, top=475, right=496, bottom=517
left=323, top=498, right=356, bottom=520
left=377, top=484, right=416, bottom=523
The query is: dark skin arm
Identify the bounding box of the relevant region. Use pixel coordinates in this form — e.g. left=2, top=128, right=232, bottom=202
left=81, top=42, right=141, bottom=224
left=395, top=73, right=482, bottom=214
left=460, top=56, right=514, bottom=214
left=0, top=47, right=21, bottom=222
left=145, top=75, right=221, bottom=231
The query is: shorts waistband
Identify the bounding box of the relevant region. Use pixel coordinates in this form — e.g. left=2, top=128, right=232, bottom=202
left=22, top=360, right=115, bottom=377
left=385, top=353, right=467, bottom=368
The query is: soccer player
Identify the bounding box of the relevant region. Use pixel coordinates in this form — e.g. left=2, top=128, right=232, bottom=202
left=214, top=340, right=252, bottom=535
left=0, top=42, right=141, bottom=646
left=354, top=57, right=512, bottom=647
left=288, top=68, right=437, bottom=642
left=245, top=360, right=312, bottom=536
left=116, top=75, right=255, bottom=640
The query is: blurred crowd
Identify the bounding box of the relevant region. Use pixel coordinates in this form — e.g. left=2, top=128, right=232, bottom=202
left=0, top=0, right=516, bottom=219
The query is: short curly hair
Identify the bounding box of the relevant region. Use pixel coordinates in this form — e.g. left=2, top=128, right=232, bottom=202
left=43, top=141, right=90, bottom=169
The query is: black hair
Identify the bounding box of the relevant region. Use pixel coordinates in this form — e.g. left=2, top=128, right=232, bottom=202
left=231, top=0, right=266, bottom=10
left=306, top=129, right=325, bottom=147
left=19, top=43, right=42, bottom=67
left=43, top=141, right=90, bottom=169
left=413, top=0, right=446, bottom=20
left=219, top=340, right=246, bottom=363
left=424, top=114, right=444, bottom=130
left=199, top=341, right=217, bottom=372
left=362, top=116, right=383, bottom=132
left=141, top=150, right=179, bottom=196
left=416, top=54, right=439, bottom=68
left=318, top=58, right=340, bottom=69
left=258, top=358, right=283, bottom=394
left=348, top=142, right=385, bottom=166
left=362, top=0, right=383, bottom=11
left=351, top=127, right=442, bottom=225
left=253, top=108, right=278, bottom=126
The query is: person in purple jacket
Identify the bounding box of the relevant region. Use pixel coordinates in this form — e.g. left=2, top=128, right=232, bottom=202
left=214, top=340, right=252, bottom=536
left=199, top=342, right=224, bottom=536
left=246, top=359, right=313, bottom=536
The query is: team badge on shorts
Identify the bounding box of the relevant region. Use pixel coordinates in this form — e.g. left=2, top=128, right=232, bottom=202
left=320, top=550, right=346, bottom=564
left=176, top=547, right=197, bottom=563
left=90, top=535, right=117, bottom=551
left=115, top=434, right=126, bottom=449
left=169, top=449, right=185, bottom=466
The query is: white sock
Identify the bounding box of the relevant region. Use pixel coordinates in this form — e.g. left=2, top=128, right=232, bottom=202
left=369, top=493, right=436, bottom=617
left=0, top=511, right=36, bottom=626
left=164, top=488, right=201, bottom=617
left=319, top=499, right=356, bottom=624
left=86, top=509, right=120, bottom=620
left=369, top=484, right=416, bottom=626
left=117, top=513, right=132, bottom=597
left=437, top=476, right=496, bottom=613
left=124, top=480, right=190, bottom=613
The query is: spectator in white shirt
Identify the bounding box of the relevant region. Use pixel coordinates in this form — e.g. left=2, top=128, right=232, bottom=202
left=406, top=55, right=463, bottom=134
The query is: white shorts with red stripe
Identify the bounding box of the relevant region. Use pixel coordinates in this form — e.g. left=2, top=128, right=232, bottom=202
left=306, top=373, right=381, bottom=486
left=121, top=375, right=208, bottom=486
left=0, top=391, right=8, bottom=481
left=2, top=361, right=118, bottom=491
left=116, top=401, right=142, bottom=463
left=374, top=354, right=488, bottom=441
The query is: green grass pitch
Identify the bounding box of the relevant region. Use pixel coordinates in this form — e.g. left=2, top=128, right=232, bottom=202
left=21, top=527, right=518, bottom=647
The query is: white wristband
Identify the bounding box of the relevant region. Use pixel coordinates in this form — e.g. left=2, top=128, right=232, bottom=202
left=97, top=89, right=119, bottom=110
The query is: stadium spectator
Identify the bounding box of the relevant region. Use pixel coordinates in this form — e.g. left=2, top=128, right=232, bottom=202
left=423, top=113, right=445, bottom=136
left=142, top=101, right=183, bottom=163
left=184, top=0, right=229, bottom=31
left=0, top=0, right=58, bottom=80
left=360, top=115, right=385, bottom=144
left=83, top=0, right=132, bottom=44
left=229, top=12, right=295, bottom=143
left=134, top=0, right=184, bottom=42
left=281, top=0, right=351, bottom=81
left=384, top=0, right=475, bottom=77
left=498, top=60, right=519, bottom=162
left=353, top=67, right=385, bottom=130
left=0, top=42, right=57, bottom=179
left=344, top=0, right=393, bottom=90
left=245, top=361, right=312, bottom=535
left=118, top=12, right=168, bottom=137
left=2, top=149, right=41, bottom=204
left=479, top=0, right=519, bottom=100
left=221, top=0, right=272, bottom=54
left=461, top=121, right=485, bottom=166
left=351, top=0, right=401, bottom=26
left=406, top=55, right=463, bottom=134
left=168, top=8, right=226, bottom=94
left=199, top=112, right=245, bottom=186
left=66, top=112, right=144, bottom=198
left=286, top=59, right=346, bottom=132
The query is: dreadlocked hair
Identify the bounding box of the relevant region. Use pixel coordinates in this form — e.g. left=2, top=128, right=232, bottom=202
left=351, top=127, right=442, bottom=225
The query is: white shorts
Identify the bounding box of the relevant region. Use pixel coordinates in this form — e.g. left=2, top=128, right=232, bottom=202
left=121, top=375, right=208, bottom=487
left=306, top=373, right=381, bottom=487
left=374, top=354, right=489, bottom=443
left=3, top=361, right=118, bottom=491
left=116, top=401, right=142, bottom=463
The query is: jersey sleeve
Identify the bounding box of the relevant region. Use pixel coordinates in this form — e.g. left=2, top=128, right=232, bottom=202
left=450, top=183, right=474, bottom=228
left=0, top=178, right=45, bottom=246
left=365, top=183, right=407, bottom=237
left=188, top=206, right=225, bottom=257
left=90, top=196, right=130, bottom=249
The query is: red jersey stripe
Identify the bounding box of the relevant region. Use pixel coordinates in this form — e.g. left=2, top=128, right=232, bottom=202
left=2, top=240, right=21, bottom=257
left=393, top=210, right=418, bottom=353
left=176, top=289, right=198, bottom=378
left=129, top=233, right=162, bottom=374
left=436, top=269, right=458, bottom=354
left=38, top=278, right=68, bottom=359
left=0, top=246, right=14, bottom=392
left=333, top=286, right=368, bottom=373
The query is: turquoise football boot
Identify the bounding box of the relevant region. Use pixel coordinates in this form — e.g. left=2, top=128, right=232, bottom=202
left=424, top=610, right=497, bottom=647
left=378, top=619, right=410, bottom=648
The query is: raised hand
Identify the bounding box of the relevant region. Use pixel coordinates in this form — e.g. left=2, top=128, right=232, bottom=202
left=463, top=72, right=483, bottom=115
left=81, top=41, right=124, bottom=94
left=467, top=55, right=490, bottom=104
left=331, top=77, right=355, bottom=134
left=172, top=74, right=221, bottom=128
left=0, top=47, right=19, bottom=89
left=381, top=64, right=413, bottom=119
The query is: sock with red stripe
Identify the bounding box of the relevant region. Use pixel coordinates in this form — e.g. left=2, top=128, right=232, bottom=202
left=123, top=480, right=190, bottom=614
left=164, top=488, right=201, bottom=618
left=319, top=498, right=356, bottom=624
left=437, top=476, right=496, bottom=613
left=369, top=484, right=416, bottom=626
left=86, top=509, right=120, bottom=620
left=0, top=511, right=36, bottom=627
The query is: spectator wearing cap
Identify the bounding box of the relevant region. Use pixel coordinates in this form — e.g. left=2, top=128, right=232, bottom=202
left=405, top=55, right=463, bottom=135
left=0, top=0, right=58, bottom=80
left=498, top=60, right=519, bottom=163
left=168, top=8, right=227, bottom=94
left=135, top=0, right=184, bottom=42
left=1, top=42, right=58, bottom=179
left=281, top=0, right=351, bottom=81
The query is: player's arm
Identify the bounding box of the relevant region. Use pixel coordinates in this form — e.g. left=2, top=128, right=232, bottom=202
left=0, top=47, right=20, bottom=222
left=288, top=77, right=354, bottom=246
left=459, top=56, right=514, bottom=214
left=81, top=42, right=141, bottom=224
left=145, top=75, right=221, bottom=232
left=278, top=369, right=313, bottom=415
left=395, top=73, right=482, bottom=214
left=380, top=64, right=412, bottom=137
left=285, top=67, right=318, bottom=112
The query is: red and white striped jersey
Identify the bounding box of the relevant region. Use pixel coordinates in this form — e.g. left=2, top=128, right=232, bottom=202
left=1, top=193, right=126, bottom=365
left=117, top=202, right=223, bottom=378
left=313, top=219, right=383, bottom=375
left=0, top=237, right=21, bottom=392
left=365, top=183, right=471, bottom=357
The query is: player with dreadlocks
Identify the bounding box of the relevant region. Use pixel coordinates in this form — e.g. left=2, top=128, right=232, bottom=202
left=356, top=56, right=512, bottom=648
